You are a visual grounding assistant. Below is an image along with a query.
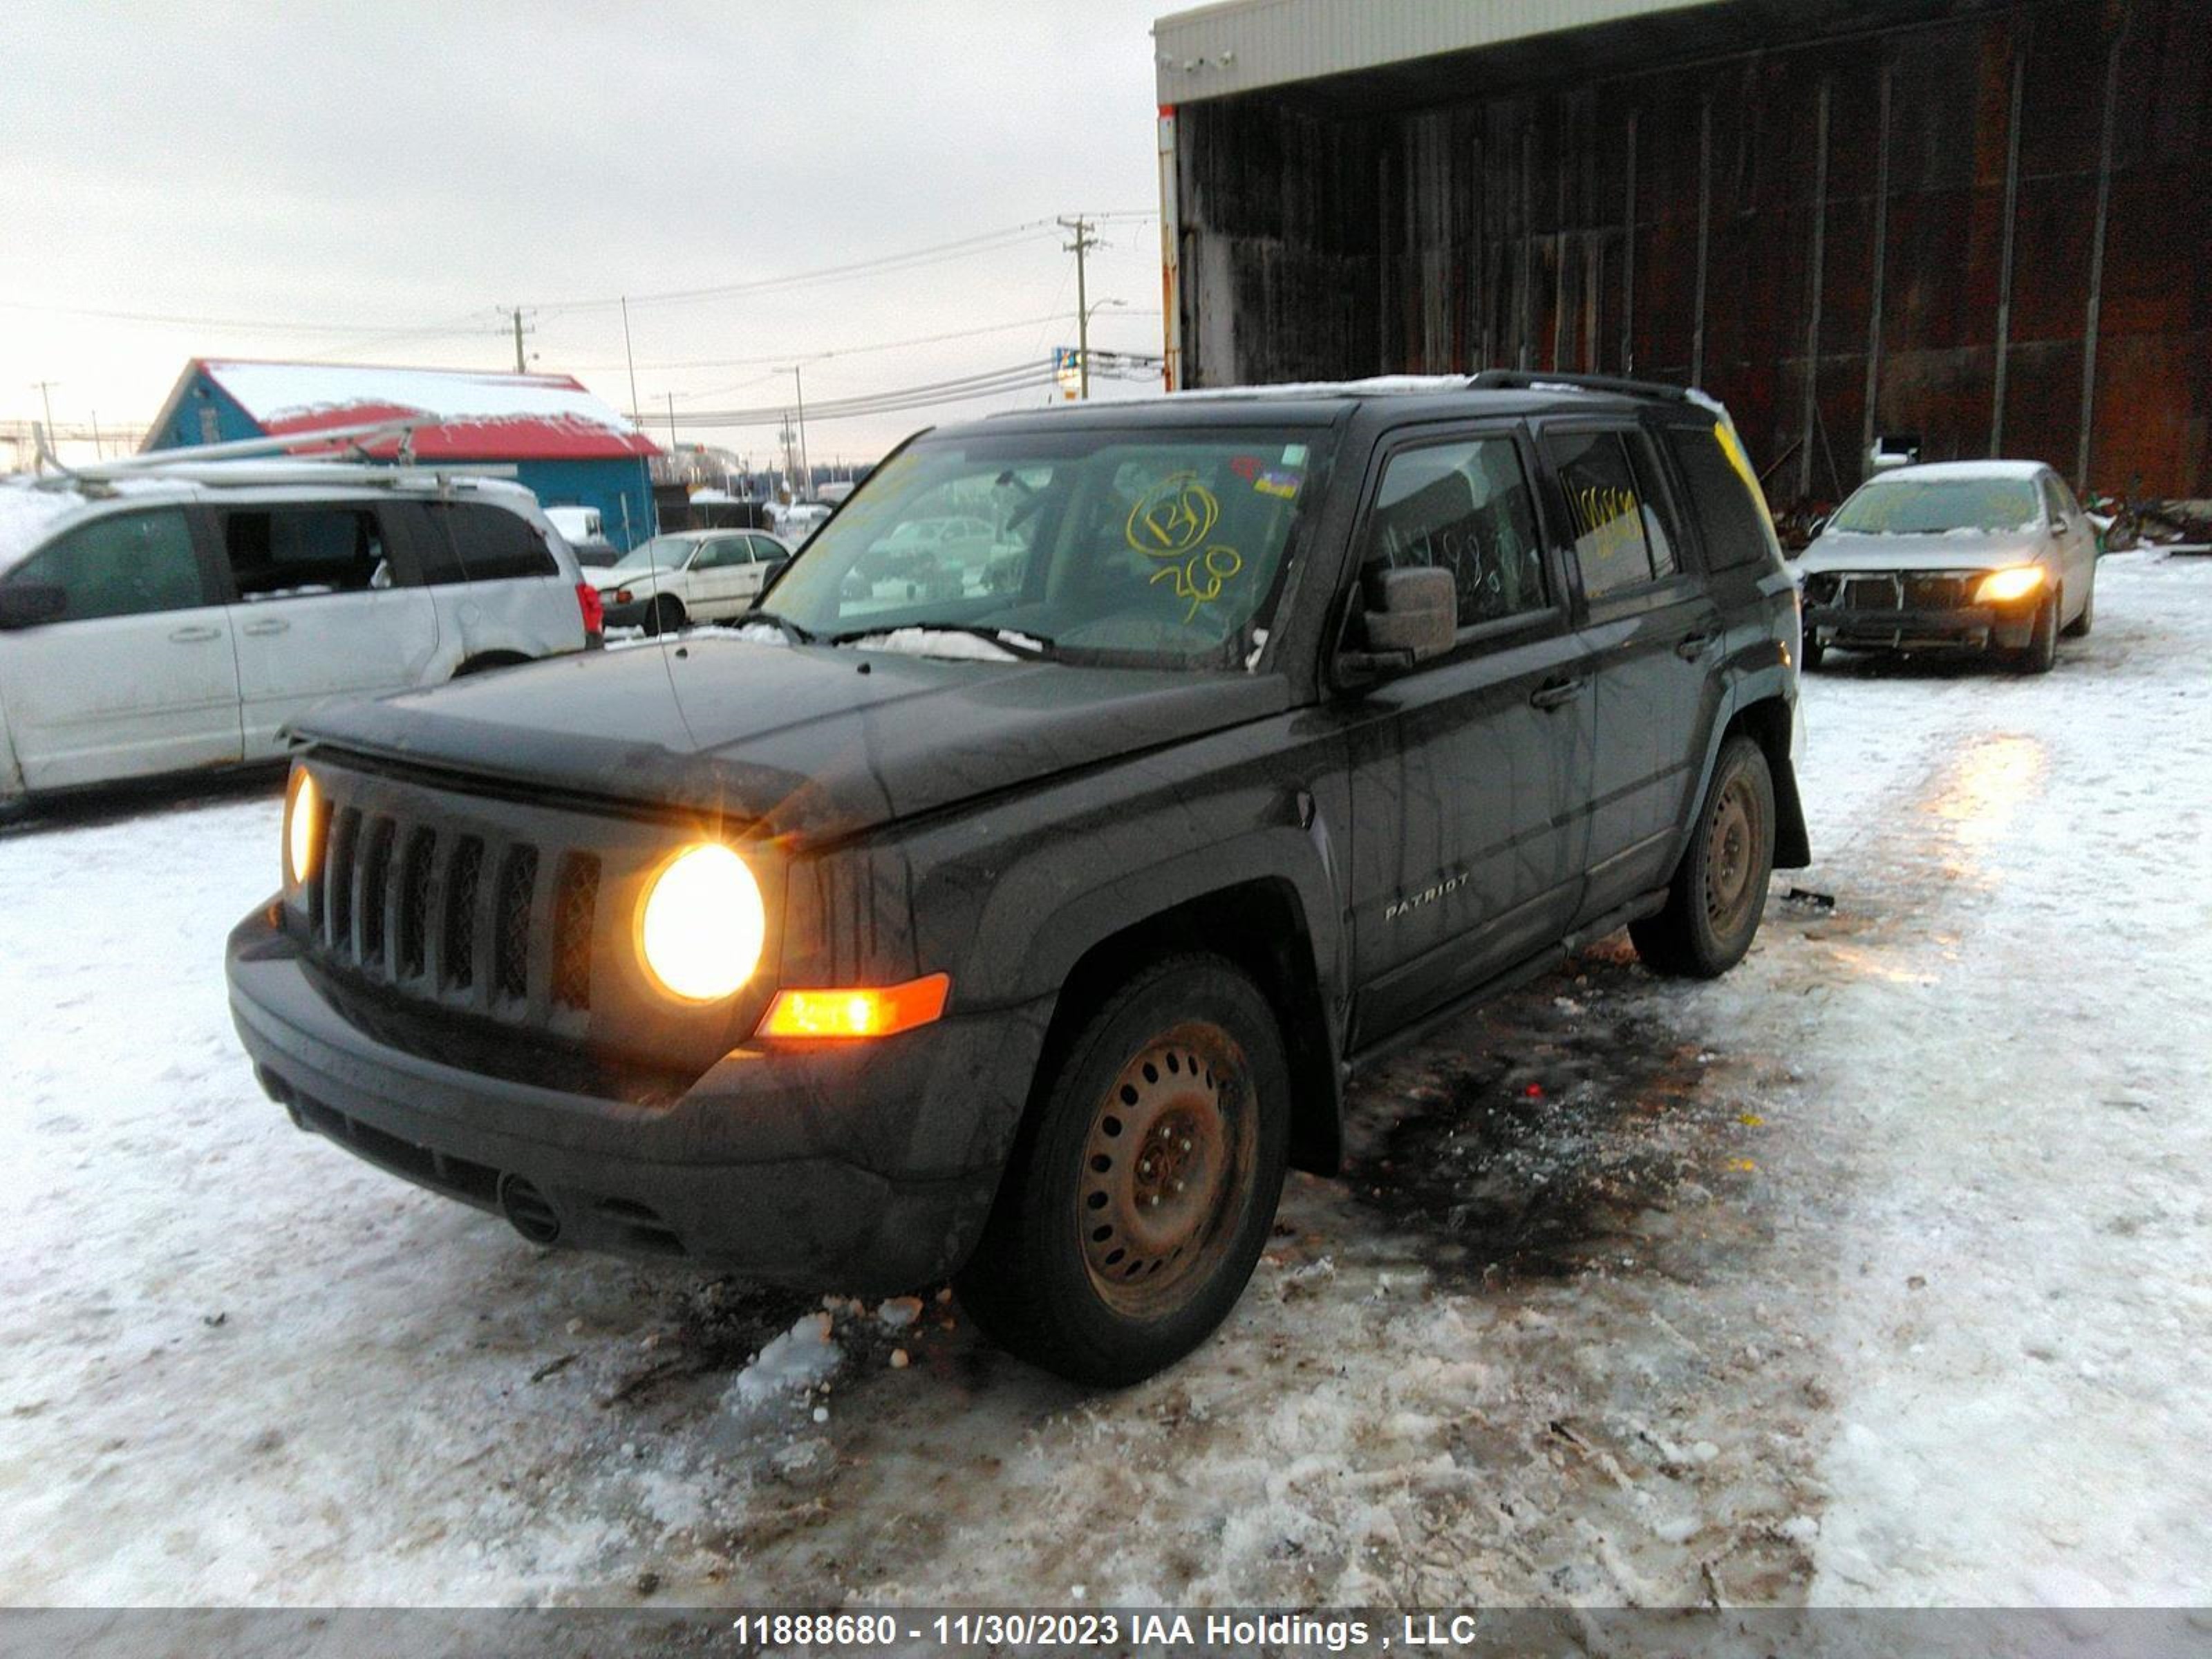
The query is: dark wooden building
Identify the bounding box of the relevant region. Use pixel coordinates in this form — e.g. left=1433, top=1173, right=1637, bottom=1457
left=1155, top=0, right=2209, bottom=502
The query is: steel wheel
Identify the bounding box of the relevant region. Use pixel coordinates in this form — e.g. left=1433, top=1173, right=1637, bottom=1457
left=1629, top=735, right=1776, bottom=980
left=953, top=955, right=1291, bottom=1385
left=1078, top=1022, right=1256, bottom=1318
left=1701, top=770, right=1766, bottom=940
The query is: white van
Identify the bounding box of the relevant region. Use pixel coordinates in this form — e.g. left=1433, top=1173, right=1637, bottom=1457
left=0, top=467, right=596, bottom=809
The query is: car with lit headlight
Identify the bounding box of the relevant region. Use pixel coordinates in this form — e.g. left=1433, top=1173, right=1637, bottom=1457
left=225, top=372, right=1809, bottom=1385
left=1792, top=460, right=2099, bottom=672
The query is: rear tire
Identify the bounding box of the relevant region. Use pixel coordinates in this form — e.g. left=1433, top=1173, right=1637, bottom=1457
left=1630, top=735, right=1776, bottom=980
left=645, top=595, right=686, bottom=637
left=955, top=955, right=1289, bottom=1387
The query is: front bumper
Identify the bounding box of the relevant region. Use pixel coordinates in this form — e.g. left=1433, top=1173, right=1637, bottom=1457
left=597, top=594, right=657, bottom=630
left=226, top=904, right=1046, bottom=1290
left=1804, top=601, right=2037, bottom=654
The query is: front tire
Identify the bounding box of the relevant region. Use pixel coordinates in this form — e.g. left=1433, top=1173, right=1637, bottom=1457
left=2013, top=591, right=2058, bottom=673
left=2063, top=573, right=2095, bottom=638
left=644, top=595, right=686, bottom=637
left=955, top=956, right=1290, bottom=1386
left=1630, top=735, right=1777, bottom=980
left=1800, top=628, right=1825, bottom=673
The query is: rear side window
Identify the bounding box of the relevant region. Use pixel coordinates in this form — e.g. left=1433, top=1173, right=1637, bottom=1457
left=1544, top=430, right=1672, bottom=600
left=7, top=509, right=209, bottom=621
left=223, top=507, right=388, bottom=599
left=422, top=501, right=558, bottom=583
left=1665, top=424, right=1780, bottom=572
left=1362, top=435, right=1549, bottom=627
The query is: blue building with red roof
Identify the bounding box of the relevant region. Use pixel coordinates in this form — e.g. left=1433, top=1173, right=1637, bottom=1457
left=145, top=359, right=662, bottom=549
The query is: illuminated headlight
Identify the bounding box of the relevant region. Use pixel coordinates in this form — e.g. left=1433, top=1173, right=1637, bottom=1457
left=638, top=844, right=765, bottom=1002
left=283, top=767, right=321, bottom=888
left=1974, top=565, right=2045, bottom=604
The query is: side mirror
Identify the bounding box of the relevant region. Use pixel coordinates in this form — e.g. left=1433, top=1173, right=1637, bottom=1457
left=0, top=582, right=66, bottom=630
left=1340, top=565, right=1456, bottom=683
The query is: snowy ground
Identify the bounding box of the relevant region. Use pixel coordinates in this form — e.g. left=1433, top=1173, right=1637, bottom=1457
left=2, top=550, right=2208, bottom=1609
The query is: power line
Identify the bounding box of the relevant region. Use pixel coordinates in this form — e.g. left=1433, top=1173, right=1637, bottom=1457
left=0, top=295, right=489, bottom=339
left=675, top=360, right=1066, bottom=427
left=592, top=308, right=1159, bottom=382
left=535, top=221, right=1060, bottom=314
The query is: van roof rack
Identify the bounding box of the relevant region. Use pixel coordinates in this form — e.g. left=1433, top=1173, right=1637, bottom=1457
left=62, top=460, right=522, bottom=489
left=26, top=417, right=518, bottom=494
left=1465, top=369, right=1695, bottom=403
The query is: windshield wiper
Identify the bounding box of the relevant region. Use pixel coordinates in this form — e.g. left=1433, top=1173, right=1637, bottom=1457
left=747, top=609, right=821, bottom=645
left=826, top=622, right=1056, bottom=659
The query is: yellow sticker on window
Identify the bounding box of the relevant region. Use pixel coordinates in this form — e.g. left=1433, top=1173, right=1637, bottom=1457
left=1126, top=473, right=1219, bottom=556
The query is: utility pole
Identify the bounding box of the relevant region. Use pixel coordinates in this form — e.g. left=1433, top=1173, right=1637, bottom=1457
left=1058, top=215, right=1098, bottom=399
left=778, top=365, right=812, bottom=498
left=30, top=381, right=58, bottom=471
left=664, top=391, right=678, bottom=455
left=507, top=308, right=536, bottom=373
left=793, top=365, right=810, bottom=498
left=620, top=297, right=641, bottom=422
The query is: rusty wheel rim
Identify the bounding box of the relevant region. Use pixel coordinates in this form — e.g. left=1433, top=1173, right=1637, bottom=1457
left=1079, top=1021, right=1255, bottom=1318
left=1703, top=772, right=1764, bottom=935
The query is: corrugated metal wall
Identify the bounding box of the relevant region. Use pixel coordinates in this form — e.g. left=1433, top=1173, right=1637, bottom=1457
left=1173, top=0, right=2210, bottom=500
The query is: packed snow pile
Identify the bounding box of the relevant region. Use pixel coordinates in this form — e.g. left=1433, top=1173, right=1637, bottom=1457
left=722, top=1313, right=843, bottom=1412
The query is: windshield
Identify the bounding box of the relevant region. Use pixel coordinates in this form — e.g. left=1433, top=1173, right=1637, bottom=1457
left=1829, top=477, right=2043, bottom=536
left=762, top=426, right=1334, bottom=668
left=607, top=534, right=695, bottom=576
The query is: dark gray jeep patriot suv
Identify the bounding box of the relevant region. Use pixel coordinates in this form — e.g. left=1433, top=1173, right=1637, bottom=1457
left=227, top=372, right=1808, bottom=1385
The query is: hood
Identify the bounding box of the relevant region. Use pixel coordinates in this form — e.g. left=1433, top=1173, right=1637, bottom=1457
left=595, top=568, right=670, bottom=594
left=296, top=637, right=1288, bottom=843
left=1795, top=527, right=2051, bottom=575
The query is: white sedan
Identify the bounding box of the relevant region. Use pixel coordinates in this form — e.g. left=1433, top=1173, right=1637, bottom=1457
left=1793, top=460, right=2100, bottom=673
left=595, top=529, right=792, bottom=635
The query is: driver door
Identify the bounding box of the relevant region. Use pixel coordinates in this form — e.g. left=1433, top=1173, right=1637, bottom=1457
left=1339, top=427, right=1596, bottom=1045
left=0, top=507, right=243, bottom=789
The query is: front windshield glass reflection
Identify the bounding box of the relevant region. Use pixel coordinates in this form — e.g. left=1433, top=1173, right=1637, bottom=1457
left=1829, top=478, right=2042, bottom=536
left=762, top=427, right=1333, bottom=668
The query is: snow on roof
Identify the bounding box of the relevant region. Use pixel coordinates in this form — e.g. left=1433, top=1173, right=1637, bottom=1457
left=185, top=359, right=659, bottom=463
left=1865, top=460, right=2049, bottom=482
left=0, top=476, right=194, bottom=570
left=0, top=480, right=83, bottom=567
left=1168, top=374, right=1473, bottom=402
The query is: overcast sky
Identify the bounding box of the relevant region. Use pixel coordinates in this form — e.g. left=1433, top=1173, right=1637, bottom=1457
left=3, top=1, right=1178, bottom=464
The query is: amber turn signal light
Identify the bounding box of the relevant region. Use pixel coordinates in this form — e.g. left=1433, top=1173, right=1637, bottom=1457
left=756, top=973, right=951, bottom=1040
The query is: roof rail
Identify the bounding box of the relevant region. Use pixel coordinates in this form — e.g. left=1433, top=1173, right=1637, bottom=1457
left=63, top=459, right=521, bottom=489
left=79, top=418, right=431, bottom=480
left=1467, top=369, right=1695, bottom=403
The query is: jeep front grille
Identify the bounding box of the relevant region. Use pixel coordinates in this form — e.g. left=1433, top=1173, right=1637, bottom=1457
left=309, top=799, right=599, bottom=1019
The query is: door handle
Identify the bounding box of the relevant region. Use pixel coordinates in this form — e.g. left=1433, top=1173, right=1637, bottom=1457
left=1529, top=675, right=1587, bottom=710
left=168, top=625, right=222, bottom=644
left=242, top=619, right=292, bottom=637
left=1676, top=627, right=1721, bottom=659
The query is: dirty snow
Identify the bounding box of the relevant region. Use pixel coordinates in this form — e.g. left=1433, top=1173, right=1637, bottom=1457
left=1, top=551, right=2208, bottom=1609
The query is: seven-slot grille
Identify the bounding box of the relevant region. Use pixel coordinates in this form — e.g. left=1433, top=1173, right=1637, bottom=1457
left=303, top=791, right=600, bottom=1018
